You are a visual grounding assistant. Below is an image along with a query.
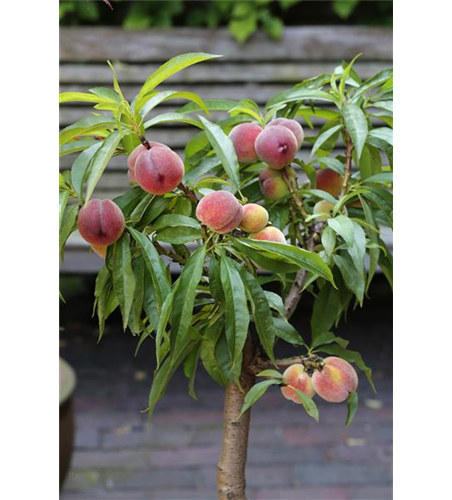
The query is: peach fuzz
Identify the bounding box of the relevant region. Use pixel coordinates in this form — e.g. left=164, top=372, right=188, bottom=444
left=127, top=142, right=169, bottom=182
left=316, top=169, right=344, bottom=198
left=251, top=226, right=286, bottom=244
left=259, top=168, right=290, bottom=200
left=135, top=147, right=184, bottom=195
left=255, top=125, right=298, bottom=169
left=229, top=123, right=263, bottom=163
left=240, top=204, right=269, bottom=233
left=77, top=199, right=125, bottom=247
left=195, top=191, right=244, bottom=234
left=313, top=200, right=334, bottom=221
left=312, top=357, right=358, bottom=403
left=268, top=118, right=304, bottom=149
left=281, top=364, right=315, bottom=403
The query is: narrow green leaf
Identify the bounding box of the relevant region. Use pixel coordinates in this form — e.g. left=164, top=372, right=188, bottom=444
left=352, top=69, right=393, bottom=102
left=321, top=225, right=336, bottom=257
left=156, top=289, right=176, bottom=368
left=292, top=388, right=319, bottom=421
left=128, top=256, right=145, bottom=335
left=200, top=317, right=228, bottom=387
left=59, top=191, right=70, bottom=230
left=59, top=204, right=79, bottom=259
left=155, top=227, right=202, bottom=245
left=310, top=283, right=341, bottom=339
left=140, top=90, right=210, bottom=119
left=153, top=214, right=201, bottom=231
left=59, top=115, right=116, bottom=146
left=273, top=317, right=304, bottom=346
left=346, top=391, right=359, bottom=426
left=59, top=139, right=100, bottom=157
left=257, top=369, right=283, bottom=379
left=71, top=142, right=103, bottom=202
left=144, top=112, right=203, bottom=129
left=239, top=380, right=280, bottom=418
left=333, top=254, right=364, bottom=305
left=311, top=124, right=343, bottom=157
left=342, top=104, right=368, bottom=160
left=327, top=215, right=355, bottom=246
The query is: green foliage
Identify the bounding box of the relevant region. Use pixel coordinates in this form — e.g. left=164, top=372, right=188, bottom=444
left=59, top=54, right=392, bottom=424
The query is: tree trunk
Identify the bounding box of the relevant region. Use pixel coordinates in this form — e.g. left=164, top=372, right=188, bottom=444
left=217, top=345, right=256, bottom=500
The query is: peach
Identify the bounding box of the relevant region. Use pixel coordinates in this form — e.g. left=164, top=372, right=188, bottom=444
left=229, top=123, right=263, bottom=163
left=135, top=147, right=184, bottom=195
left=313, top=200, right=334, bottom=221
left=316, top=169, right=344, bottom=197
left=127, top=142, right=169, bottom=182
left=312, top=357, right=359, bottom=403
left=281, top=364, right=315, bottom=403
left=195, top=191, right=244, bottom=234
left=268, top=118, right=304, bottom=149
left=240, top=204, right=269, bottom=233
left=251, top=226, right=286, bottom=244
left=91, top=244, right=107, bottom=259
left=255, top=126, right=298, bottom=169
left=259, top=168, right=290, bottom=200
left=78, top=199, right=125, bottom=247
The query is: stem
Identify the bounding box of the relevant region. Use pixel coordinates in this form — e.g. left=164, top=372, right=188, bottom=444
left=217, top=340, right=255, bottom=500
left=178, top=182, right=198, bottom=204
left=340, top=132, right=354, bottom=198
left=140, top=135, right=152, bottom=150
left=282, top=167, right=309, bottom=218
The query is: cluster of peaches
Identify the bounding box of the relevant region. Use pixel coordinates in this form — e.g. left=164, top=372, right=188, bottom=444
left=280, top=356, right=358, bottom=404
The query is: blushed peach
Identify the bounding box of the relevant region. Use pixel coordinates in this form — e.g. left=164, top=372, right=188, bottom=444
left=255, top=126, right=298, bottom=169
left=127, top=142, right=169, bottom=182
left=251, top=226, right=286, bottom=244
left=312, top=357, right=359, bottom=403
left=195, top=191, right=244, bottom=234
left=78, top=199, right=125, bottom=247
left=313, top=200, right=334, bottom=221
left=240, top=204, right=269, bottom=233
left=135, top=147, right=184, bottom=195
left=281, top=364, right=315, bottom=403
left=229, top=123, right=263, bottom=163
left=259, top=168, right=290, bottom=200
left=268, top=118, right=304, bottom=149
left=316, top=169, right=344, bottom=197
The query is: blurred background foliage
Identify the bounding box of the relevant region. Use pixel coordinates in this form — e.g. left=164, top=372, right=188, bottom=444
left=60, top=0, right=393, bottom=43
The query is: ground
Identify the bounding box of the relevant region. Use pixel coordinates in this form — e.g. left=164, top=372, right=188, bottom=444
left=60, top=277, right=392, bottom=500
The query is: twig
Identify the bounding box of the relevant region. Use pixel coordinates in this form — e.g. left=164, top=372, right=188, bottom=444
left=153, top=241, right=186, bottom=266
left=340, top=132, right=354, bottom=198
left=140, top=135, right=152, bottom=150
left=178, top=182, right=198, bottom=204
left=252, top=354, right=324, bottom=375
left=282, top=167, right=309, bottom=218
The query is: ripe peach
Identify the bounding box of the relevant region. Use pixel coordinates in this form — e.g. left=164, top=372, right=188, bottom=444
left=255, top=126, right=298, bottom=169
left=268, top=118, right=304, bottom=149
left=91, top=244, right=107, bottom=259
left=127, top=142, right=169, bottom=182
left=251, top=226, right=286, bottom=244
left=312, top=357, right=359, bottom=403
left=135, top=147, right=184, bottom=195
left=195, top=191, right=244, bottom=234
left=316, top=169, right=344, bottom=197
left=313, top=200, right=334, bottom=221
left=259, top=168, right=290, bottom=200
left=78, top=199, right=125, bottom=247
left=229, top=123, right=263, bottom=163
left=240, top=204, right=269, bottom=233
left=281, top=364, right=315, bottom=403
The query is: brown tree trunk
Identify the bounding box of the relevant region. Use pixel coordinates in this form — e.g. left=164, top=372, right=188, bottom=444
left=217, top=343, right=256, bottom=500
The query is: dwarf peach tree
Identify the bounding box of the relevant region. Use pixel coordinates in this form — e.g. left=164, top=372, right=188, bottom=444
left=59, top=53, right=393, bottom=500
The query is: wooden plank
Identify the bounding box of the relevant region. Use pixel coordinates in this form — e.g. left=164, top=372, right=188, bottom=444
left=59, top=61, right=390, bottom=84
left=60, top=27, right=393, bottom=63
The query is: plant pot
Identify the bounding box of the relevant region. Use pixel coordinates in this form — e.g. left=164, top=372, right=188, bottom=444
left=60, top=357, right=76, bottom=489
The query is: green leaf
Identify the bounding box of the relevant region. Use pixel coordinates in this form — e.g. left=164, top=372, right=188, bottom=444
left=128, top=256, right=145, bottom=335
left=111, top=234, right=136, bottom=330
left=59, top=139, right=100, bottom=157
left=144, top=112, right=203, bottom=129
left=361, top=198, right=380, bottom=291
left=140, top=90, right=210, bottom=119
left=71, top=142, right=103, bottom=202
left=342, top=104, right=368, bottom=160
left=239, top=380, right=280, bottom=418
left=368, top=127, right=393, bottom=147
left=318, top=157, right=345, bottom=176
left=198, top=116, right=240, bottom=191
left=171, top=245, right=207, bottom=360
left=94, top=266, right=115, bottom=340
left=129, top=228, right=171, bottom=310
left=363, top=172, right=393, bottom=185
left=273, top=317, right=304, bottom=346
left=155, top=289, right=176, bottom=368
left=59, top=115, right=116, bottom=146
left=257, top=369, right=283, bottom=379
left=136, top=53, right=221, bottom=111
left=311, top=124, right=343, bottom=157
left=153, top=214, right=201, bottom=231
left=266, top=88, right=339, bottom=110
left=352, top=69, right=393, bottom=102
left=321, top=225, right=336, bottom=257
left=292, top=388, right=319, bottom=421
left=220, top=257, right=250, bottom=378
left=155, top=226, right=202, bottom=245
left=85, top=131, right=122, bottom=202
left=327, top=215, right=355, bottom=247
left=200, top=318, right=228, bottom=387
left=346, top=391, right=358, bottom=426
left=59, top=191, right=70, bottom=230
left=59, top=204, right=79, bottom=259
left=333, top=254, right=364, bottom=305
left=234, top=239, right=335, bottom=285
left=310, top=331, right=349, bottom=350
left=59, top=91, right=115, bottom=104
left=178, top=99, right=239, bottom=114
left=348, top=221, right=367, bottom=274
left=239, top=268, right=276, bottom=365
left=310, top=283, right=341, bottom=339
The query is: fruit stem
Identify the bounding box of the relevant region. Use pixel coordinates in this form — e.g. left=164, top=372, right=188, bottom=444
left=140, top=135, right=152, bottom=150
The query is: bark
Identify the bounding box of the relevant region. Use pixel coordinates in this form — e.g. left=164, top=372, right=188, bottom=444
left=217, top=342, right=255, bottom=500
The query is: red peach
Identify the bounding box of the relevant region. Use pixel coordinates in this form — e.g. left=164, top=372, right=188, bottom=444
left=316, top=169, right=344, bottom=197
left=195, top=191, right=244, bottom=234
left=78, top=199, right=125, bottom=246
left=259, top=167, right=290, bottom=200
left=135, top=147, right=184, bottom=195
left=313, top=200, right=334, bottom=221
left=281, top=364, right=315, bottom=403
left=268, top=118, right=304, bottom=149
left=312, top=357, right=359, bottom=403
left=127, top=142, right=169, bottom=182
left=251, top=226, right=286, bottom=244
left=255, top=126, right=298, bottom=169
left=240, top=204, right=269, bottom=233
left=229, top=123, right=263, bottom=163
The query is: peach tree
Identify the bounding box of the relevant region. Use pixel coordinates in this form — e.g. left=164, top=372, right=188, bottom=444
left=59, top=53, right=393, bottom=500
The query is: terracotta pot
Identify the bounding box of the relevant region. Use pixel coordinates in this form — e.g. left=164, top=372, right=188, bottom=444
left=60, top=358, right=76, bottom=489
